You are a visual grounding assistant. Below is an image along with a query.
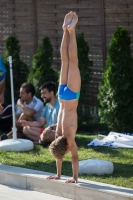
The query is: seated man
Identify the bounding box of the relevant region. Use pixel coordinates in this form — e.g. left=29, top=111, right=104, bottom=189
left=47, top=12, right=81, bottom=183
left=0, top=57, right=6, bottom=113
left=1, top=82, right=44, bottom=140
left=20, top=82, right=60, bottom=144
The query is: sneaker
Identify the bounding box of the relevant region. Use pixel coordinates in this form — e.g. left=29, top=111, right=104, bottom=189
left=0, top=133, right=8, bottom=140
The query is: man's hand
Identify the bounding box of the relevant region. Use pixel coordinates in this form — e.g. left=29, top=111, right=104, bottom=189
left=45, top=126, right=50, bottom=131
left=20, top=120, right=29, bottom=127
left=17, top=99, right=24, bottom=106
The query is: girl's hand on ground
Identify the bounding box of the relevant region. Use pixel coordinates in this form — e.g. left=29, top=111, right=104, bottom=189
left=46, top=175, right=60, bottom=180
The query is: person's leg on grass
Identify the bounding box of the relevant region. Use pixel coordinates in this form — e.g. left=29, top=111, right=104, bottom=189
left=23, top=126, right=40, bottom=142
left=40, top=129, right=55, bottom=142
left=16, top=113, right=35, bottom=129
left=6, top=113, right=35, bottom=139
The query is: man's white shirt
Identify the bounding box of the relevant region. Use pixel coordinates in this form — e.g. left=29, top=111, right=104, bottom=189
left=16, top=96, right=44, bottom=121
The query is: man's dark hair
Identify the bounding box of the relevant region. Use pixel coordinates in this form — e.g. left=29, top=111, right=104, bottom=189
left=40, top=82, right=57, bottom=96
left=21, top=82, right=35, bottom=96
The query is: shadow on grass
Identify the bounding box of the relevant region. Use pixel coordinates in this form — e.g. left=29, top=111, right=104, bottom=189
left=88, top=145, right=133, bottom=159
left=88, top=146, right=124, bottom=156
left=113, top=162, right=133, bottom=178
left=8, top=159, right=133, bottom=180
left=7, top=160, right=72, bottom=177
left=76, top=133, right=96, bottom=149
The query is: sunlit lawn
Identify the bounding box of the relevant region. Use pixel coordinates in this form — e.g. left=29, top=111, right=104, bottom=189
left=0, top=133, right=133, bottom=189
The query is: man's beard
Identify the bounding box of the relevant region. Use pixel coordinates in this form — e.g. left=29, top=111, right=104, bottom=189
left=44, top=97, right=51, bottom=103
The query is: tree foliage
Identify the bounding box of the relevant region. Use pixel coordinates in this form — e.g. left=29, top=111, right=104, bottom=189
left=76, top=33, right=93, bottom=127
left=98, top=26, right=133, bottom=132
left=28, top=36, right=59, bottom=97
left=2, top=36, right=29, bottom=105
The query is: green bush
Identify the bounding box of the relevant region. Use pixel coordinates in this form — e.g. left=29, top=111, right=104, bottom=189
left=28, top=36, right=59, bottom=97
left=3, top=36, right=29, bottom=105
left=77, top=119, right=110, bottom=134
left=76, top=33, right=93, bottom=129
left=98, top=26, right=133, bottom=132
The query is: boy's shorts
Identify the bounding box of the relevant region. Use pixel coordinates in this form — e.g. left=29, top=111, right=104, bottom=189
left=40, top=127, right=44, bottom=134
left=58, top=84, right=80, bottom=100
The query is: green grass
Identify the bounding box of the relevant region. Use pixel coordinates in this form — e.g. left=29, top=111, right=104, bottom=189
left=0, top=133, right=133, bottom=189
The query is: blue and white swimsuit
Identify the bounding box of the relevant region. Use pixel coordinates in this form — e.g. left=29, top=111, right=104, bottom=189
left=58, top=84, right=80, bottom=100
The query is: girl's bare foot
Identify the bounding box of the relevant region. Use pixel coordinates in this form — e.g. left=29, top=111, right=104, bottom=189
left=67, top=12, right=78, bottom=32
left=62, top=11, right=73, bottom=31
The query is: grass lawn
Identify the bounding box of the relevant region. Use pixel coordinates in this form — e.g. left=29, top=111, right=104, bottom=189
left=0, top=133, right=133, bottom=189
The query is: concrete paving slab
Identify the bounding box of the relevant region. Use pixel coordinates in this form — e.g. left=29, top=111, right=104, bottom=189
left=0, top=164, right=133, bottom=200
left=0, top=184, right=71, bottom=200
